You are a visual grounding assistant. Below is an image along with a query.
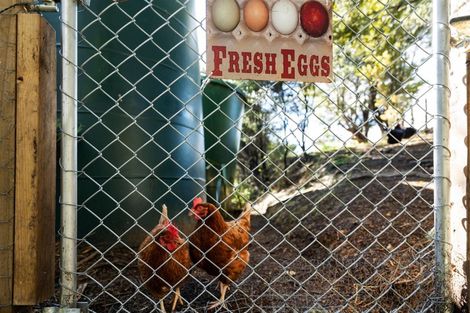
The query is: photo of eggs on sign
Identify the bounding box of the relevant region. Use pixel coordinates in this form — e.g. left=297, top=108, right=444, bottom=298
left=206, top=0, right=332, bottom=83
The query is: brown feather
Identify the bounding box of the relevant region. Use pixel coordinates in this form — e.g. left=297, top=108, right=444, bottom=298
left=138, top=206, right=191, bottom=301
left=189, top=202, right=251, bottom=285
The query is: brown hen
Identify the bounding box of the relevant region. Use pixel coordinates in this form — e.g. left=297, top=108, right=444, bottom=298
left=189, top=198, right=251, bottom=309
left=138, top=205, right=191, bottom=312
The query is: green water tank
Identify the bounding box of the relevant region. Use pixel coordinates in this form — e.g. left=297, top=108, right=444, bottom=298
left=47, top=1, right=205, bottom=246
left=202, top=80, right=246, bottom=208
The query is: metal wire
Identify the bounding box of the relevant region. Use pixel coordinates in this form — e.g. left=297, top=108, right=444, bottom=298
left=54, top=0, right=443, bottom=312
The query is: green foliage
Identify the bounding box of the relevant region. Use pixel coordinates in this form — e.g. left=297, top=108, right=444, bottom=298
left=332, top=0, right=431, bottom=139
left=332, top=154, right=355, bottom=167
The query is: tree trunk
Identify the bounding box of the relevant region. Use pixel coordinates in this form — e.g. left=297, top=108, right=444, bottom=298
left=348, top=126, right=369, bottom=143
left=365, top=82, right=378, bottom=137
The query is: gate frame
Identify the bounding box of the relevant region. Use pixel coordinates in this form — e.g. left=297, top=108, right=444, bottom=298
left=56, top=0, right=454, bottom=310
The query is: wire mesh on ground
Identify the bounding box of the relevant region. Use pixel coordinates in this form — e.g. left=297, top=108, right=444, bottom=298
left=52, top=0, right=437, bottom=312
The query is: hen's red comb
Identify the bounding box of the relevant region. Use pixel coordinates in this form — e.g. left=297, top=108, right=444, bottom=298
left=167, top=223, right=179, bottom=236
left=193, top=197, right=203, bottom=208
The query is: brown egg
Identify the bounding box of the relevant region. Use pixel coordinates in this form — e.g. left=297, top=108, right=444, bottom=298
left=244, top=0, right=269, bottom=32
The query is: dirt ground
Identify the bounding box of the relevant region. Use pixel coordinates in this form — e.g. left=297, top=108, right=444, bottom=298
left=52, top=136, right=435, bottom=313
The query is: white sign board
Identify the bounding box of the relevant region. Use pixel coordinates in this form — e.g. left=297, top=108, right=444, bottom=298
left=206, top=0, right=333, bottom=83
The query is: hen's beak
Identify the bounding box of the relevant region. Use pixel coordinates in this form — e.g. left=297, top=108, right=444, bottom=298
left=188, top=210, right=194, bottom=217
left=177, top=236, right=185, bottom=244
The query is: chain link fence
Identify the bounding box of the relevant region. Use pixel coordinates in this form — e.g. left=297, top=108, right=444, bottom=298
left=52, top=0, right=441, bottom=311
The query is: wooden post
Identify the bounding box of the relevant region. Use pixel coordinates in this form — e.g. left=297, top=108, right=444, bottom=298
left=0, top=3, right=57, bottom=308
left=0, top=3, right=17, bottom=312
left=13, top=13, right=57, bottom=305
left=0, top=5, right=58, bottom=310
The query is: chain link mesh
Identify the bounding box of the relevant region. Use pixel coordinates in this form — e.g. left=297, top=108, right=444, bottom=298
left=54, top=0, right=439, bottom=311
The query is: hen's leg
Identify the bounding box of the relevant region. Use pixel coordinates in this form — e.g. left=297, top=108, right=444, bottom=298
left=217, top=281, right=230, bottom=291
left=178, top=288, right=184, bottom=305
left=159, top=299, right=166, bottom=313
left=208, top=283, right=229, bottom=310
left=171, top=288, right=182, bottom=312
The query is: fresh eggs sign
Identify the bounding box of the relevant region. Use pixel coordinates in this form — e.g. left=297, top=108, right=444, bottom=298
left=206, top=0, right=332, bottom=83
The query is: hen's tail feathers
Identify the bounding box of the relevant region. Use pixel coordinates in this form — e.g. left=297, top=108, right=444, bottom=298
left=159, top=204, right=170, bottom=225
left=243, top=202, right=251, bottom=213
left=238, top=202, right=251, bottom=230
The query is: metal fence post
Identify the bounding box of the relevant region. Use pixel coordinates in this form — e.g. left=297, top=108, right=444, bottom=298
left=433, top=0, right=452, bottom=310
left=466, top=50, right=470, bottom=313
left=60, top=0, right=78, bottom=308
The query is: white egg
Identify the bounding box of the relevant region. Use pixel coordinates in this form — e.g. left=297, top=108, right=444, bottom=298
left=211, top=0, right=240, bottom=32
left=271, top=0, right=298, bottom=35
